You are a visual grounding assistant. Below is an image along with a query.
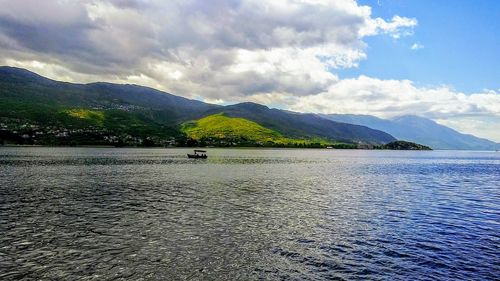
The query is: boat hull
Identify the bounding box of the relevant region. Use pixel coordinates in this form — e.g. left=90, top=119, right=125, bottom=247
left=187, top=154, right=207, bottom=159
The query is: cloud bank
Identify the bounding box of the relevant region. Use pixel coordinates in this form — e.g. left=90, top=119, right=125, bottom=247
left=0, top=0, right=498, bottom=141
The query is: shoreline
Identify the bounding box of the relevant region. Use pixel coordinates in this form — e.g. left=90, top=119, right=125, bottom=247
left=1, top=144, right=497, bottom=152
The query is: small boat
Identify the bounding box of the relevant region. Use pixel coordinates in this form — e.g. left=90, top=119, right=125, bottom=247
left=187, top=149, right=207, bottom=159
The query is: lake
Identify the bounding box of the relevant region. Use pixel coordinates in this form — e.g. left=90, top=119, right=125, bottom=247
left=0, top=147, right=499, bottom=280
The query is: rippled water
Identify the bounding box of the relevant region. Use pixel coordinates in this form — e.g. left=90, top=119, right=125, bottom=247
left=0, top=147, right=499, bottom=280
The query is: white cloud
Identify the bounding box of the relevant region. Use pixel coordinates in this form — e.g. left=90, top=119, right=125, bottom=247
left=436, top=117, right=500, bottom=143
left=290, top=76, right=500, bottom=117
left=361, top=15, right=417, bottom=38
left=411, top=43, right=424, bottom=50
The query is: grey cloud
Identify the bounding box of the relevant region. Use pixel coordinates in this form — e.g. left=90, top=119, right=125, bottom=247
left=0, top=0, right=414, bottom=101
left=1, top=0, right=368, bottom=54
left=0, top=0, right=163, bottom=74
left=0, top=17, right=97, bottom=58
left=108, top=0, right=151, bottom=9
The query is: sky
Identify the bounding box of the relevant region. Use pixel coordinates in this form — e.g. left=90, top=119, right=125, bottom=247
left=0, top=0, right=499, bottom=141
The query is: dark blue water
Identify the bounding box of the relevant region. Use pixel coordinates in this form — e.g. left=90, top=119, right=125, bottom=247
left=0, top=147, right=499, bottom=280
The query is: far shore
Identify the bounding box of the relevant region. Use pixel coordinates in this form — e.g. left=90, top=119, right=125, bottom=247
left=3, top=144, right=498, bottom=151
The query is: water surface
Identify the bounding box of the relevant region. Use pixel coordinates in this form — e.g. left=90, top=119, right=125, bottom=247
left=0, top=148, right=499, bottom=280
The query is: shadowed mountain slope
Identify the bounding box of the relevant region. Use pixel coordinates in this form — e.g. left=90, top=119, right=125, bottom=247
left=0, top=66, right=218, bottom=123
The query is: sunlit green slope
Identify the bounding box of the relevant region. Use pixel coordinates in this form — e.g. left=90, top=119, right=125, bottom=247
left=181, top=113, right=318, bottom=145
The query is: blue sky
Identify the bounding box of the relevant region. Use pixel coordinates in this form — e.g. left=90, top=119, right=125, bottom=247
left=343, top=0, right=500, bottom=93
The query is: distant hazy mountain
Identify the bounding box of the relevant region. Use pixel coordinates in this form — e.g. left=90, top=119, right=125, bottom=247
left=323, top=114, right=499, bottom=150
left=0, top=66, right=395, bottom=145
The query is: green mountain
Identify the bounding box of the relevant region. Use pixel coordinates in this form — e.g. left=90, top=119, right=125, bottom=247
left=0, top=66, right=218, bottom=121
left=181, top=113, right=331, bottom=147
left=203, top=102, right=396, bottom=144
left=0, top=66, right=218, bottom=145
left=0, top=66, right=396, bottom=146
left=182, top=113, right=285, bottom=142
left=379, top=140, right=432, bottom=150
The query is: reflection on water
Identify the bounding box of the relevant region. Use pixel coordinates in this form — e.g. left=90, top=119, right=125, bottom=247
left=0, top=147, right=499, bottom=280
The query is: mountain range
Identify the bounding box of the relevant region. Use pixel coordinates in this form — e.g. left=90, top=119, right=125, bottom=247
left=0, top=66, right=393, bottom=146
left=323, top=114, right=499, bottom=150
left=0, top=66, right=497, bottom=150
